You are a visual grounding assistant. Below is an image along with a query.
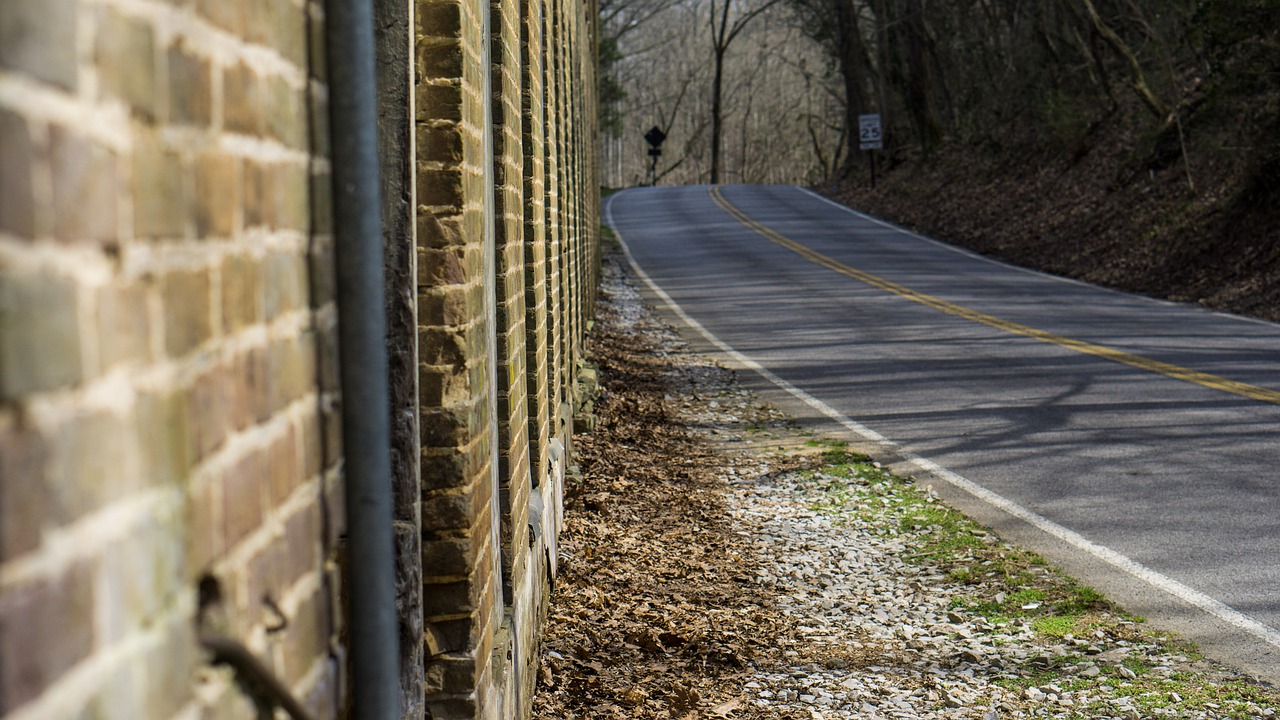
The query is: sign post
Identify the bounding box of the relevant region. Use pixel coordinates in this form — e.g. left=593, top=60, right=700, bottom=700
left=644, top=126, right=666, bottom=186
left=859, top=113, right=882, bottom=189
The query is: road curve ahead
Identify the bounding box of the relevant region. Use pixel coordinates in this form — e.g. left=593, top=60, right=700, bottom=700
left=605, top=183, right=1280, bottom=681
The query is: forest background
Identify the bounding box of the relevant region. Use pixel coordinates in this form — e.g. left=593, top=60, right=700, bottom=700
left=599, top=0, right=1280, bottom=321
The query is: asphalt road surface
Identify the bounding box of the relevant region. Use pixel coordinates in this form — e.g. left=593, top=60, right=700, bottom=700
left=605, top=183, right=1280, bottom=682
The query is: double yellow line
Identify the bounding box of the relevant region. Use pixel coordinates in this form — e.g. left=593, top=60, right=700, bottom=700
left=707, top=185, right=1280, bottom=405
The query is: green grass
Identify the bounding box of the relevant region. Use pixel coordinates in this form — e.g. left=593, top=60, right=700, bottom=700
left=794, top=439, right=1280, bottom=718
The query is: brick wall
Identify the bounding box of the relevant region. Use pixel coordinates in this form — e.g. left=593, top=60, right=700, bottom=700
left=0, top=0, right=599, bottom=715
left=0, top=0, right=343, bottom=718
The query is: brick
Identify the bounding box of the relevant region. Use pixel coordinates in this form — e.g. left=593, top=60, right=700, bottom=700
left=80, top=660, right=144, bottom=719
left=308, top=6, right=327, bottom=82
left=310, top=95, right=330, bottom=159
left=188, top=363, right=230, bottom=460
left=222, top=448, right=266, bottom=549
left=417, top=38, right=462, bottom=78
left=223, top=63, right=261, bottom=135
left=274, top=162, right=309, bottom=232
left=95, top=512, right=183, bottom=644
left=267, top=423, right=299, bottom=505
left=197, top=0, right=245, bottom=36
left=161, top=267, right=212, bottom=357
left=46, top=406, right=144, bottom=521
left=310, top=168, right=333, bottom=235
left=266, top=75, right=305, bottom=150
left=0, top=562, right=95, bottom=713
left=168, top=42, right=212, bottom=126
left=272, top=0, right=308, bottom=68
left=420, top=580, right=473, bottom=619
left=0, top=417, right=49, bottom=561
left=244, top=161, right=274, bottom=228
left=280, top=588, right=331, bottom=684
left=141, top=618, right=195, bottom=719
left=96, top=281, right=151, bottom=371
left=282, top=501, right=320, bottom=582
left=0, top=108, right=36, bottom=238
left=0, top=0, right=77, bottom=90
left=186, top=479, right=221, bottom=574
left=195, top=153, right=240, bottom=238
left=245, top=540, right=286, bottom=628
left=416, top=84, right=462, bottom=122
left=417, top=124, right=464, bottom=163
left=314, top=320, right=339, bottom=394
left=95, top=8, right=157, bottom=119
left=221, top=252, right=262, bottom=333
left=132, top=133, right=186, bottom=239
left=263, top=250, right=306, bottom=319
left=422, top=536, right=475, bottom=577
left=135, top=387, right=193, bottom=487
left=0, top=271, right=83, bottom=399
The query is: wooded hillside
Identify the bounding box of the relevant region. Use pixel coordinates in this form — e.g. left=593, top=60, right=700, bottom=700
left=602, top=0, right=1280, bottom=320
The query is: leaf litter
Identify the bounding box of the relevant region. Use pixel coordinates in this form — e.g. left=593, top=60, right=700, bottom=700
left=531, top=244, right=1280, bottom=719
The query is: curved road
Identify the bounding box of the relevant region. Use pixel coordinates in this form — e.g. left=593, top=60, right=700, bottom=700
left=605, top=184, right=1280, bottom=681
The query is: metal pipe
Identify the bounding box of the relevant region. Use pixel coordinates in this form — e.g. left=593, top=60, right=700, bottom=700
left=324, top=0, right=400, bottom=717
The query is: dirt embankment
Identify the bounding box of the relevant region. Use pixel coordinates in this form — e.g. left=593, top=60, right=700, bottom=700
left=825, top=127, right=1280, bottom=323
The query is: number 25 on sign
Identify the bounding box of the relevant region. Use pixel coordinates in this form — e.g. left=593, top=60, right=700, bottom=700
left=859, top=114, right=883, bottom=150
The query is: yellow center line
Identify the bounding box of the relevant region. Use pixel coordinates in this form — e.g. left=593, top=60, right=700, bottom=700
left=707, top=185, right=1280, bottom=405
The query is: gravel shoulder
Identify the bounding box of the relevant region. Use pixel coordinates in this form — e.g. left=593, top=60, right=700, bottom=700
left=531, top=245, right=1280, bottom=719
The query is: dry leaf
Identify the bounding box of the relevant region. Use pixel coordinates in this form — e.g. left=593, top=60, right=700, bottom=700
left=709, top=696, right=744, bottom=716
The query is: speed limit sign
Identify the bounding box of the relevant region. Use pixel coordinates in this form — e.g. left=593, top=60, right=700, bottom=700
left=859, top=114, right=883, bottom=150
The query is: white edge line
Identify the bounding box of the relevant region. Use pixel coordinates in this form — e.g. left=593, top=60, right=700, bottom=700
left=603, top=190, right=1280, bottom=650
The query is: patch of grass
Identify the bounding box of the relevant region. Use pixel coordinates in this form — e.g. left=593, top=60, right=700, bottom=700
left=797, top=437, right=1280, bottom=718
left=1031, top=614, right=1078, bottom=637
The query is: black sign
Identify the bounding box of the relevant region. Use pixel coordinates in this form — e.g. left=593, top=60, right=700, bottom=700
left=647, top=148, right=662, bottom=157
left=644, top=126, right=667, bottom=147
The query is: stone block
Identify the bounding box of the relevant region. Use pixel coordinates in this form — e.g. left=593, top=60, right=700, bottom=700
left=272, top=0, right=308, bottom=68
left=283, top=502, right=320, bottom=583
left=309, top=6, right=327, bottom=82
left=267, top=423, right=299, bottom=506
left=417, top=124, right=464, bottom=164
left=244, top=160, right=274, bottom=228
left=132, top=133, right=186, bottom=239
left=140, top=618, right=195, bottom=719
left=0, top=271, right=83, bottom=399
left=222, top=448, right=266, bottom=549
left=0, top=561, right=95, bottom=713
left=168, top=41, right=212, bottom=126
left=188, top=363, right=230, bottom=460
left=273, top=162, right=309, bottom=232
left=197, top=0, right=245, bottom=36
left=0, top=0, right=77, bottom=91
left=46, top=406, right=144, bottom=521
left=49, top=125, right=120, bottom=245
left=135, top=386, right=193, bottom=487
left=417, top=38, right=463, bottom=80
left=185, top=479, right=222, bottom=575
left=221, top=252, right=262, bottom=333
left=195, top=152, right=240, bottom=238
left=161, top=268, right=213, bottom=357
left=266, top=75, right=305, bottom=150
left=420, top=580, right=473, bottom=619
left=0, top=417, right=49, bottom=562
left=0, top=108, right=36, bottom=239
left=223, top=63, right=261, bottom=135
left=422, top=536, right=475, bottom=578
left=95, top=8, right=157, bottom=119
left=95, top=281, right=151, bottom=371
left=416, top=83, right=462, bottom=122
left=95, top=511, right=184, bottom=644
